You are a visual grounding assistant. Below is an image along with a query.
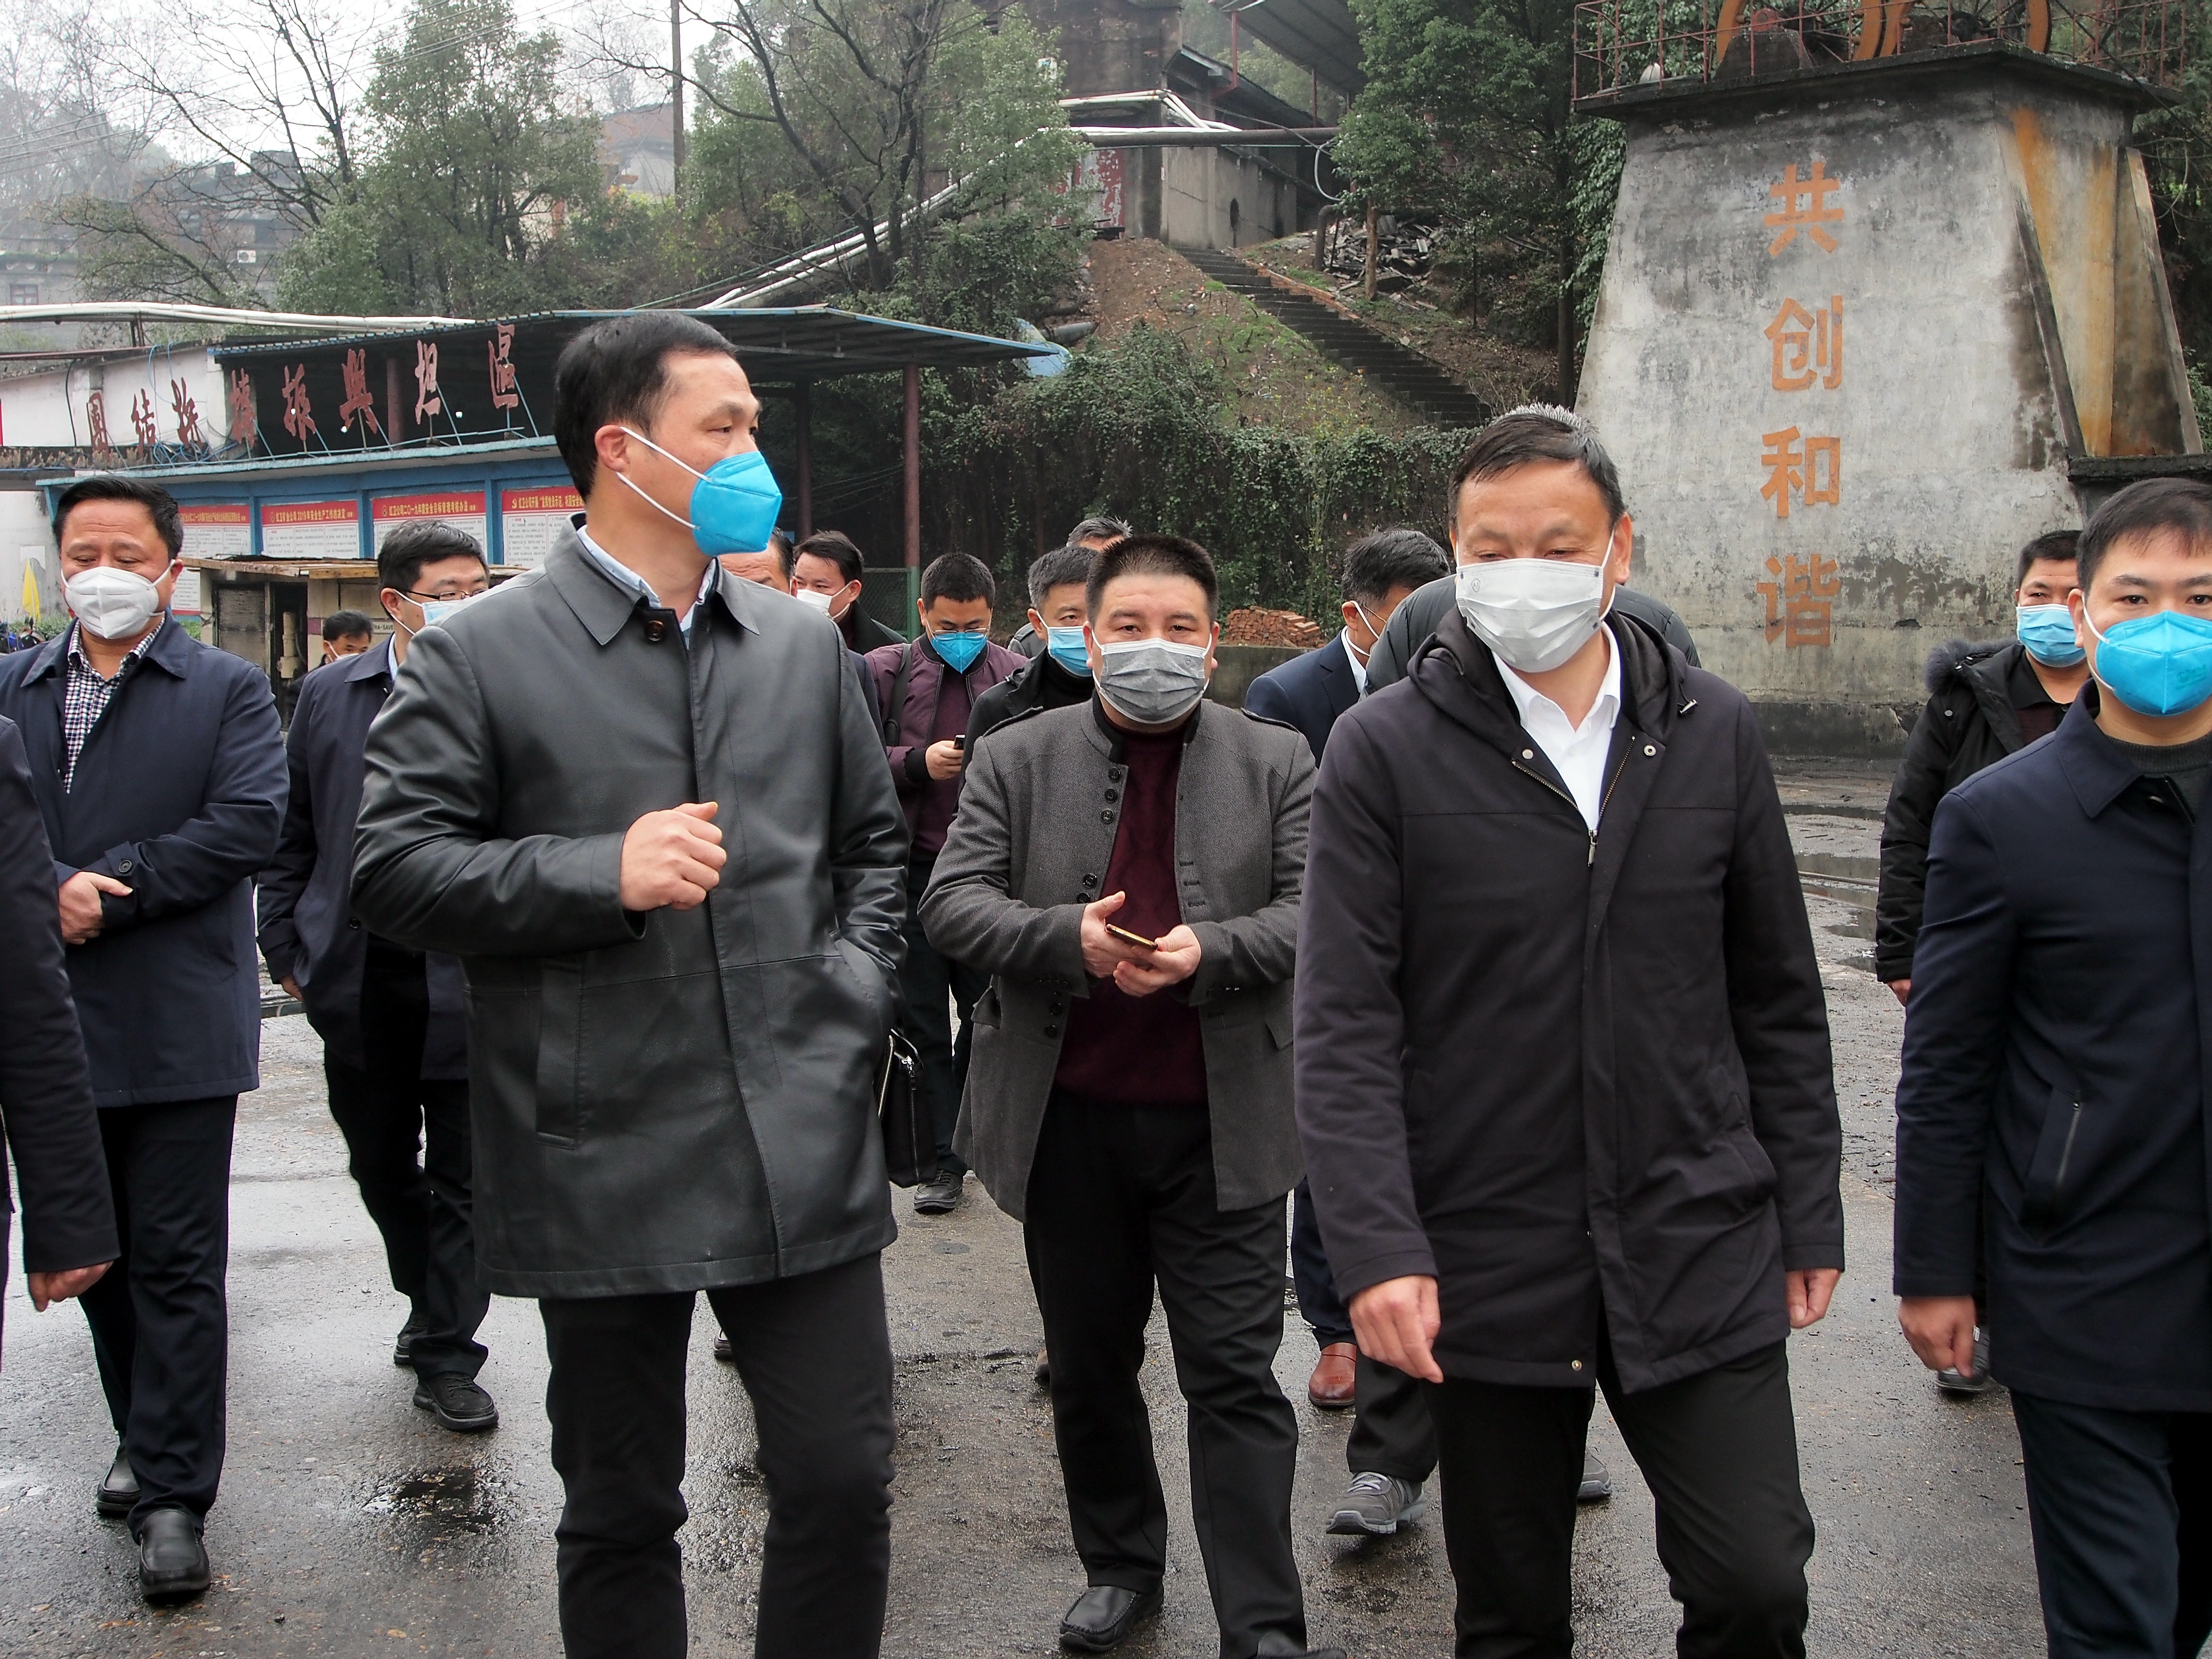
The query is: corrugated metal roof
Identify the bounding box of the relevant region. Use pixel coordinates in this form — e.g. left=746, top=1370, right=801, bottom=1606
left=1214, top=0, right=1366, bottom=94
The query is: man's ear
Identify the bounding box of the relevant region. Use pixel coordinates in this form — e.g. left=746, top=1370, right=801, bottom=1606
left=594, top=423, right=632, bottom=476
left=379, top=587, right=407, bottom=625
left=1028, top=608, right=1047, bottom=636
left=1607, top=515, right=1635, bottom=585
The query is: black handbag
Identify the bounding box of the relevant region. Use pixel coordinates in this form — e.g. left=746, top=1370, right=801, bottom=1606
left=876, top=1031, right=936, bottom=1188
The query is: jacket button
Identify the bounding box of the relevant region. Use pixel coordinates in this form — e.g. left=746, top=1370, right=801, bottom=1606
left=1082, top=874, right=1098, bottom=889
left=1571, top=1360, right=1584, bottom=1371
left=117, top=860, right=133, bottom=875
left=1643, top=745, right=1656, bottom=757
left=1044, top=1024, right=1060, bottom=1037
left=1103, top=788, right=1119, bottom=802
left=1108, top=767, right=1125, bottom=781
left=349, top=918, right=362, bottom=930
left=1522, top=748, right=1535, bottom=760
left=1100, top=810, right=1115, bottom=823
left=644, top=619, right=668, bottom=643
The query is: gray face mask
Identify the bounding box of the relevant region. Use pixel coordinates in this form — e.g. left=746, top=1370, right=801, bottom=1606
left=1098, top=638, right=1210, bottom=726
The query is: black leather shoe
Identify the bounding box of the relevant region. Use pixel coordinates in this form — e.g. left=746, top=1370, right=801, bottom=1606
left=1059, top=1586, right=1161, bottom=1653
left=913, top=1173, right=964, bottom=1214
left=414, top=1373, right=499, bottom=1433
left=95, top=1445, right=137, bottom=1519
left=137, top=1507, right=210, bottom=1603
left=394, top=1308, right=429, bottom=1368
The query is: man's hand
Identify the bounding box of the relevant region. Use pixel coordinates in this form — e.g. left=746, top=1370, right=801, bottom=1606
left=1787, top=1267, right=1842, bottom=1328
left=619, top=802, right=726, bottom=913
left=58, top=871, right=132, bottom=945
left=1080, top=891, right=1146, bottom=978
left=1112, top=923, right=1202, bottom=998
left=1348, top=1274, right=1443, bottom=1384
left=28, top=1262, right=110, bottom=1310
left=281, top=975, right=301, bottom=1002
left=925, top=740, right=966, bottom=781
left=1899, top=1294, right=1978, bottom=1375
left=1887, top=978, right=1911, bottom=1008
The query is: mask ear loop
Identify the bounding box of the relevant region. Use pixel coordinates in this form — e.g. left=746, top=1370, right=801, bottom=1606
left=614, top=427, right=700, bottom=531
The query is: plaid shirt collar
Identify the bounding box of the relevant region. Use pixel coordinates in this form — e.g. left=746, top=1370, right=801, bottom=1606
left=61, top=619, right=159, bottom=791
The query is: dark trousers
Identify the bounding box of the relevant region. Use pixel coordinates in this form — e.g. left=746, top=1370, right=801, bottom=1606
left=901, top=854, right=987, bottom=1172
left=2011, top=1390, right=2212, bottom=1659
left=79, top=1097, right=235, bottom=1531
left=1289, top=1178, right=1352, bottom=1346
left=1024, top=1090, right=1307, bottom=1658
left=1427, top=1336, right=1812, bottom=1659
left=323, top=946, right=487, bottom=1378
left=539, top=1253, right=895, bottom=1659
left=1350, top=1354, right=1439, bottom=1482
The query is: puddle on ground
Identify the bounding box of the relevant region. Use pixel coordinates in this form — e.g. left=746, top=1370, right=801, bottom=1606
left=363, top=1462, right=509, bottom=1535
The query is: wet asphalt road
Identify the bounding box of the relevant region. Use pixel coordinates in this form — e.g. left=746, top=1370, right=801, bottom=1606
left=0, top=761, right=2045, bottom=1658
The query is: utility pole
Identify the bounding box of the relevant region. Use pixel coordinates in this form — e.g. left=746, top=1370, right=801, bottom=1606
left=670, top=0, right=685, bottom=208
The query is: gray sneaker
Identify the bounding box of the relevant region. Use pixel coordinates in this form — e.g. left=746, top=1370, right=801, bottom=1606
left=1577, top=1450, right=1612, bottom=1503
left=1326, top=1471, right=1427, bottom=1536
left=1936, top=1329, right=1997, bottom=1395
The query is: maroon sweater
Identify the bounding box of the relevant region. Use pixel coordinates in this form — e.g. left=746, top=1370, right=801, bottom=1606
left=1053, top=714, right=1208, bottom=1106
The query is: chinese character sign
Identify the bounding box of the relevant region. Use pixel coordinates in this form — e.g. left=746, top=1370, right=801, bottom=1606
left=1757, top=553, right=1841, bottom=648
left=130, top=389, right=158, bottom=448
left=85, top=390, right=110, bottom=453
left=487, top=323, right=519, bottom=412
left=281, top=364, right=317, bottom=443
left=1759, top=428, right=1841, bottom=519
left=228, top=371, right=256, bottom=448
left=171, top=379, right=204, bottom=449
left=1766, top=297, right=1843, bottom=392
left=415, top=341, right=443, bottom=421
left=338, top=347, right=385, bottom=439
left=1766, top=161, right=1843, bottom=256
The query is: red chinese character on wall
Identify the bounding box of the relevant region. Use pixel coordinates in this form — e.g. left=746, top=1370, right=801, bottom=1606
left=415, top=340, right=443, bottom=421
left=1756, top=553, right=1842, bottom=648
left=171, top=379, right=204, bottom=448
left=1766, top=160, right=1843, bottom=256
left=1759, top=427, right=1841, bottom=518
left=130, top=388, right=159, bottom=448
left=228, top=371, right=256, bottom=448
left=338, top=347, right=385, bottom=439
left=85, top=389, right=111, bottom=454
left=281, top=364, right=317, bottom=443
left=487, top=323, right=519, bottom=412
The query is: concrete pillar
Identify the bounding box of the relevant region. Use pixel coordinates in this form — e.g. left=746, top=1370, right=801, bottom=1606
left=1576, top=50, right=2200, bottom=754
left=902, top=362, right=921, bottom=623
left=795, top=381, right=813, bottom=539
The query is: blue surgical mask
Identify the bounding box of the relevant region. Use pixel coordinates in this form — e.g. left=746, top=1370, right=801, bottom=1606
left=932, top=629, right=988, bottom=673
left=1046, top=625, right=1093, bottom=677
left=617, top=428, right=783, bottom=556
left=2017, top=603, right=2085, bottom=667
left=420, top=593, right=483, bottom=628
left=2082, top=606, right=2212, bottom=717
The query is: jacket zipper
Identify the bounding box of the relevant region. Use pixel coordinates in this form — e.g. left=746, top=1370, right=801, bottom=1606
left=1513, top=741, right=1640, bottom=866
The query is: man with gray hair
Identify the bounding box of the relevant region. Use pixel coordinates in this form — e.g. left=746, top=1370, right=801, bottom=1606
left=967, top=539, right=1105, bottom=753
left=1008, top=517, right=1130, bottom=657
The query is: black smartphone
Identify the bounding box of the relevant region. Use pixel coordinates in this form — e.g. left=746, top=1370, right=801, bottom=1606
left=1106, top=923, right=1158, bottom=950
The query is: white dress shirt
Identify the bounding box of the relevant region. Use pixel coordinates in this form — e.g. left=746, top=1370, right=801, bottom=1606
left=1341, top=628, right=1370, bottom=695
left=1496, top=630, right=1622, bottom=833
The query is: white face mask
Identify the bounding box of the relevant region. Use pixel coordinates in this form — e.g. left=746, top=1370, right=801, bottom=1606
left=792, top=589, right=834, bottom=614
left=66, top=564, right=168, bottom=641
left=1454, top=558, right=1611, bottom=674
left=1098, top=638, right=1210, bottom=726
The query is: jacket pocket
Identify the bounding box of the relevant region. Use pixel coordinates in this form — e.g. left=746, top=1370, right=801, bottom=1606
left=2021, top=1084, right=2084, bottom=1230
left=534, top=958, right=584, bottom=1146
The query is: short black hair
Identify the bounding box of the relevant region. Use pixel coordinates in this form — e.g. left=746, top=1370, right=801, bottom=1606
left=2015, top=529, right=2080, bottom=587
left=1450, top=405, right=1625, bottom=528
left=1027, top=542, right=1096, bottom=609
left=53, top=475, right=183, bottom=557
left=2077, top=479, right=2212, bottom=596
left=1065, top=515, right=1130, bottom=549
left=553, top=313, right=740, bottom=497
left=795, top=529, right=865, bottom=585
left=922, top=552, right=995, bottom=609
left=1086, top=533, right=1218, bottom=621
left=1343, top=528, right=1450, bottom=606
left=764, top=528, right=793, bottom=580
left=378, top=520, right=486, bottom=596
left=323, top=608, right=373, bottom=641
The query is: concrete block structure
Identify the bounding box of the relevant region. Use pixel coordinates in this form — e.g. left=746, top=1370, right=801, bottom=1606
left=1576, top=45, right=2200, bottom=752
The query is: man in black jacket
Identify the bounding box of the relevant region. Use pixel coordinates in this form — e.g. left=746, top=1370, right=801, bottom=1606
left=1895, top=478, right=2212, bottom=1659
left=1297, top=409, right=1844, bottom=1659
left=966, top=540, right=1099, bottom=752
left=792, top=529, right=904, bottom=654
left=1876, top=529, right=2085, bottom=1003
left=0, top=475, right=287, bottom=1605
left=257, top=521, right=494, bottom=1431
left=0, top=713, right=117, bottom=1363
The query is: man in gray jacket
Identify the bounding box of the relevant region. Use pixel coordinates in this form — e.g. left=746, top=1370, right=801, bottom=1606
left=353, top=313, right=908, bottom=1659
left=922, top=535, right=1336, bottom=1659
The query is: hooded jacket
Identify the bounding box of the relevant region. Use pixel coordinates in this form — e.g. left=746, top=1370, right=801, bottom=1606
left=1875, top=638, right=2058, bottom=982
left=1295, top=607, right=1843, bottom=1392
